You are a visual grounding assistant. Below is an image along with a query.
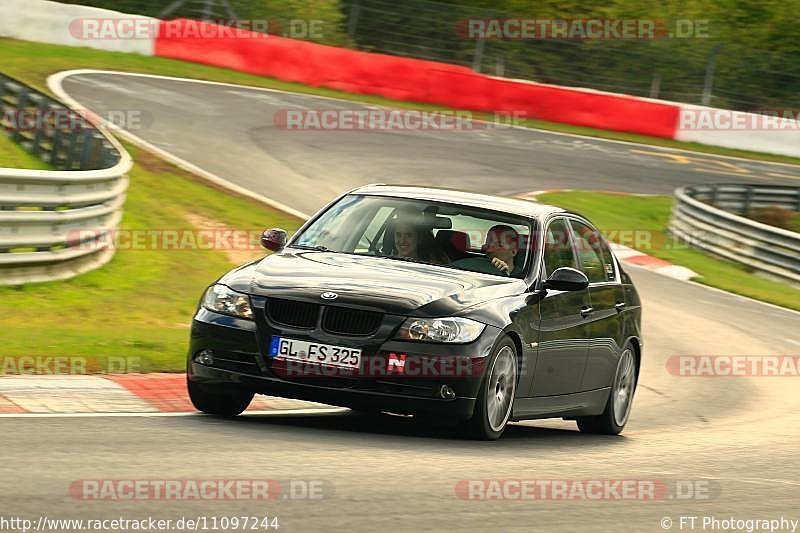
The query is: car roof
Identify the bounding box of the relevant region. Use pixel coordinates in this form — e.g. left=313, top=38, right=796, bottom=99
left=351, top=184, right=565, bottom=220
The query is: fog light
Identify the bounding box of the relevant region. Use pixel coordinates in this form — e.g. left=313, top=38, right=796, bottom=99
left=194, top=349, right=214, bottom=365
left=439, top=384, right=455, bottom=400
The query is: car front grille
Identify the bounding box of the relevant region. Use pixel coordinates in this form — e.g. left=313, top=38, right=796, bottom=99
left=322, top=307, right=383, bottom=336
left=265, top=298, right=383, bottom=336
left=266, top=298, right=320, bottom=329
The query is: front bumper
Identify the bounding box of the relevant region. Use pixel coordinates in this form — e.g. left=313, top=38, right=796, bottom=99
left=186, top=307, right=500, bottom=419
left=189, top=362, right=477, bottom=418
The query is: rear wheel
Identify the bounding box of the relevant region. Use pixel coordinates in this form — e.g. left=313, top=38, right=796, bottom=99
left=462, top=337, right=517, bottom=440
left=187, top=380, right=254, bottom=417
left=576, top=345, right=638, bottom=435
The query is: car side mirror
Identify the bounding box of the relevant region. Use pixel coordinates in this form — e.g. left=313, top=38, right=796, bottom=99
left=261, top=228, right=287, bottom=252
left=542, top=267, right=589, bottom=292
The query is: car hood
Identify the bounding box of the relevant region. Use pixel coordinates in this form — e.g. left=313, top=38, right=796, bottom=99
left=219, top=250, right=523, bottom=317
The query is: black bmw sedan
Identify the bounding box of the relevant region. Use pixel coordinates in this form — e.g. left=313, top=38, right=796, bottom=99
left=187, top=185, right=642, bottom=440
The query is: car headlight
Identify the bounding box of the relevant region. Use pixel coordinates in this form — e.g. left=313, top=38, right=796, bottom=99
left=202, top=284, right=254, bottom=319
left=395, top=317, right=485, bottom=343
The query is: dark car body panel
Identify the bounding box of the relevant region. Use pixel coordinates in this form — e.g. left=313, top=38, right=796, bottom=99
left=240, top=251, right=524, bottom=320
left=531, top=288, right=593, bottom=397
left=188, top=186, right=642, bottom=423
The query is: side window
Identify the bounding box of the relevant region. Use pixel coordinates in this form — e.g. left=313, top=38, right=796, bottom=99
left=544, top=218, right=578, bottom=275
left=594, top=232, right=617, bottom=281
left=569, top=220, right=610, bottom=283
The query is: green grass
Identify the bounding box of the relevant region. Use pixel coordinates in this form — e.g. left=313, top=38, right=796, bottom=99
left=0, top=143, right=301, bottom=372
left=536, top=190, right=800, bottom=311
left=2, top=37, right=800, bottom=166
left=0, top=132, right=52, bottom=169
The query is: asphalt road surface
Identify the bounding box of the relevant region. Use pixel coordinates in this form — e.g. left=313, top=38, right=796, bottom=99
left=61, top=71, right=800, bottom=215
left=3, top=71, right=799, bottom=532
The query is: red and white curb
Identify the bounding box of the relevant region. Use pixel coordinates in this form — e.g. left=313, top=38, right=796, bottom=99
left=0, top=374, right=342, bottom=416
left=607, top=242, right=697, bottom=281
left=517, top=190, right=698, bottom=282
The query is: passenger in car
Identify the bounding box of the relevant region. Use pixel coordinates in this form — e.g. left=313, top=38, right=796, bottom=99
left=386, top=208, right=450, bottom=265
left=451, top=225, right=524, bottom=277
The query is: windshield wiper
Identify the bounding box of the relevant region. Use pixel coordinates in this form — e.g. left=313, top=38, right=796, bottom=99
left=379, top=255, right=430, bottom=266
left=290, top=244, right=332, bottom=252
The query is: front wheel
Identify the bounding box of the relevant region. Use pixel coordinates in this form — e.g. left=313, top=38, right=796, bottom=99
left=576, top=345, right=638, bottom=435
left=462, top=337, right=518, bottom=440
left=188, top=380, right=254, bottom=417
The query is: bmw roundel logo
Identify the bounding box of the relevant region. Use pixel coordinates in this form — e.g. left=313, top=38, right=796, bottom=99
left=321, top=291, right=338, bottom=300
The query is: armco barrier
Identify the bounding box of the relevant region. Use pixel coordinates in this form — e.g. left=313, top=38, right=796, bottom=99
left=154, top=19, right=681, bottom=139
left=0, top=0, right=157, bottom=55
left=669, top=184, right=800, bottom=284
left=0, top=73, right=131, bottom=286
left=675, top=104, right=800, bottom=158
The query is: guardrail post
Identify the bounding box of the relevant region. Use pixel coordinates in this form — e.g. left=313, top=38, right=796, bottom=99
left=30, top=95, right=50, bottom=159
left=80, top=131, right=105, bottom=170
left=743, top=185, right=753, bottom=215
left=11, top=88, right=30, bottom=145
left=50, top=122, right=66, bottom=168
left=80, top=131, right=96, bottom=169
left=105, top=142, right=119, bottom=168
left=65, top=128, right=83, bottom=169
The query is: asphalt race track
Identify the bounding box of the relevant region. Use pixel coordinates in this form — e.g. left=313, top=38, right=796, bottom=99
left=2, top=71, right=798, bottom=532
left=61, top=72, right=800, bottom=215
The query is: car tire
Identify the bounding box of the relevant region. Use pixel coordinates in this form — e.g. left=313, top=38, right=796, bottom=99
left=462, top=336, right=518, bottom=440
left=576, top=344, right=638, bottom=435
left=187, top=380, right=254, bottom=417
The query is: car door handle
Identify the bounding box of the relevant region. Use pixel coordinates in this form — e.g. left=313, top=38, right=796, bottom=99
left=615, top=301, right=626, bottom=312
left=580, top=306, right=594, bottom=318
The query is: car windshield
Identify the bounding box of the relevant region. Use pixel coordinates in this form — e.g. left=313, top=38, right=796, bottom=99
left=291, top=194, right=536, bottom=279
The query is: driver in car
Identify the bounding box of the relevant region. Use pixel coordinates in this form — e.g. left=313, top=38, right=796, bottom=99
left=451, top=225, right=524, bottom=277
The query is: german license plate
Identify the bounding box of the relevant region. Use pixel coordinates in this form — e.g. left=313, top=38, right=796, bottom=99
left=268, top=336, right=361, bottom=369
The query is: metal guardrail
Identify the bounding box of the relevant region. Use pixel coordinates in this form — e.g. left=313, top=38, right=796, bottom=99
left=0, top=73, right=132, bottom=285
left=669, top=184, right=800, bottom=284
